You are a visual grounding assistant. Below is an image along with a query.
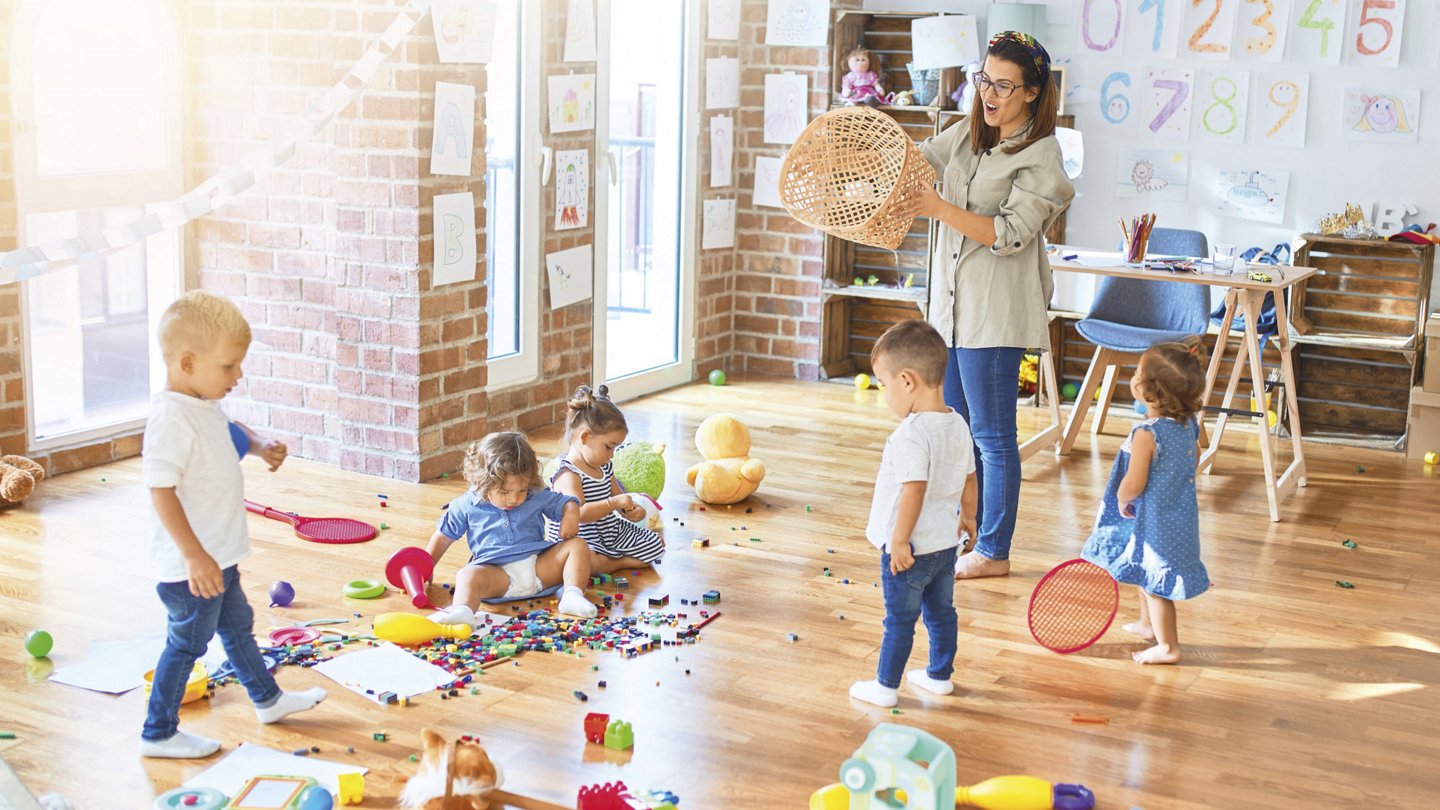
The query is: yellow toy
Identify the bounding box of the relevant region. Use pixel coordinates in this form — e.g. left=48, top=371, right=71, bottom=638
left=336, top=773, right=364, bottom=806
left=373, top=612, right=472, bottom=645
left=685, top=414, right=766, bottom=505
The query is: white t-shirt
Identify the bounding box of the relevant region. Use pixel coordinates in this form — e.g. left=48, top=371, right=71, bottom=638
left=141, top=392, right=250, bottom=583
left=866, top=409, right=976, bottom=556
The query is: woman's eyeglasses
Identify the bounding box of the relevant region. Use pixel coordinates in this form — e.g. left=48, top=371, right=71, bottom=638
left=972, top=72, right=1021, bottom=99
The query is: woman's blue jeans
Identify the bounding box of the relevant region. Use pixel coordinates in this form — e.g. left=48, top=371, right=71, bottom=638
left=142, top=566, right=280, bottom=741
left=943, top=346, right=1025, bottom=561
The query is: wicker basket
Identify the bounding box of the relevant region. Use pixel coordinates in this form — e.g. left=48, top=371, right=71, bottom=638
left=778, top=106, right=936, bottom=251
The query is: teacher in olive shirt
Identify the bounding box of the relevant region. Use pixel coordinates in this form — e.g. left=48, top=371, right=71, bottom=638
left=896, top=31, right=1074, bottom=579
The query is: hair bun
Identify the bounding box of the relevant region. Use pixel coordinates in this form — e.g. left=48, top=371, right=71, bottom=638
left=567, top=385, right=595, bottom=411
left=595, top=384, right=610, bottom=401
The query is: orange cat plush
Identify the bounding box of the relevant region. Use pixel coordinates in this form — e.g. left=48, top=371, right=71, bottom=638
left=399, top=728, right=504, bottom=810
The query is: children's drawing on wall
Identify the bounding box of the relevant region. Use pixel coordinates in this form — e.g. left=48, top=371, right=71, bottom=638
left=1180, top=0, right=1237, bottom=59
left=765, top=0, right=828, bottom=47
left=1194, top=69, right=1248, bottom=144
left=563, top=0, right=597, bottom=62
left=708, top=0, right=740, bottom=40
left=1141, top=66, right=1194, bottom=141
left=753, top=156, right=784, bottom=208
left=1254, top=72, right=1309, bottom=147
left=702, top=199, right=736, bottom=250
left=545, top=244, right=594, bottom=309
left=553, top=149, right=589, bottom=230
left=433, top=192, right=477, bottom=287
left=763, top=72, right=809, bottom=145
left=1289, top=0, right=1345, bottom=65
left=1346, top=0, right=1405, bottom=67
left=706, top=57, right=740, bottom=109
left=1212, top=168, right=1290, bottom=224
left=432, top=0, right=497, bottom=64
left=430, top=81, right=475, bottom=176
left=1124, top=0, right=1180, bottom=60
left=911, top=13, right=979, bottom=72
left=1343, top=88, right=1420, bottom=144
left=1235, top=0, right=1289, bottom=62
left=710, top=116, right=734, bottom=188
left=547, top=73, right=596, bottom=133
left=1054, top=126, right=1084, bottom=180
left=1116, top=147, right=1188, bottom=202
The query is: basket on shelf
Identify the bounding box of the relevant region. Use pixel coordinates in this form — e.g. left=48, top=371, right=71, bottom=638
left=778, top=106, right=936, bottom=251
left=906, top=63, right=941, bottom=106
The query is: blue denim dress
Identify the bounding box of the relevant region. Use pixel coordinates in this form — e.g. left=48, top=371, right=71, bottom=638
left=1082, top=417, right=1209, bottom=600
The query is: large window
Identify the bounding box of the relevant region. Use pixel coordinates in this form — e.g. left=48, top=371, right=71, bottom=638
left=11, top=0, right=183, bottom=449
left=484, top=0, right=540, bottom=390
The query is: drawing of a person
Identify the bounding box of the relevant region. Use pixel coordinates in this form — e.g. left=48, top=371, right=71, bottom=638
left=1353, top=94, right=1413, bottom=134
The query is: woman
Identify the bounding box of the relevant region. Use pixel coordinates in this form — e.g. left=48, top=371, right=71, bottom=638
left=897, top=31, right=1074, bottom=579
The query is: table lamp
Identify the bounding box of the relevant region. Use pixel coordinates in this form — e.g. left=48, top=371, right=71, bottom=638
left=909, top=14, right=980, bottom=107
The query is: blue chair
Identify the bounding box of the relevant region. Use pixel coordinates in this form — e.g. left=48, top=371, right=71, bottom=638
left=1059, top=228, right=1212, bottom=453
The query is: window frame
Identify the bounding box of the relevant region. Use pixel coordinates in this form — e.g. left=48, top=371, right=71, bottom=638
left=484, top=0, right=541, bottom=392
left=10, top=0, right=185, bottom=452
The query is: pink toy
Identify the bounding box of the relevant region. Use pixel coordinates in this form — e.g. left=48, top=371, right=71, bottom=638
left=577, top=781, right=645, bottom=810
left=839, top=46, right=889, bottom=106
left=245, top=499, right=377, bottom=544
left=386, top=546, right=435, bottom=608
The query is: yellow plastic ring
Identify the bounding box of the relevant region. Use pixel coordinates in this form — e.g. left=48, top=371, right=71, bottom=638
left=343, top=579, right=386, bottom=599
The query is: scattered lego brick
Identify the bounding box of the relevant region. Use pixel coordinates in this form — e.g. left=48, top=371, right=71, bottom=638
left=702, top=590, right=720, bottom=604
left=648, top=595, right=669, bottom=608
left=604, top=719, right=634, bottom=750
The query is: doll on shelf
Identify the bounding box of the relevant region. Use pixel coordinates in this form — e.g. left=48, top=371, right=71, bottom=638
left=839, top=46, right=890, bottom=106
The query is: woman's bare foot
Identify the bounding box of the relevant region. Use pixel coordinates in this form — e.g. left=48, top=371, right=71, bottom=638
left=953, top=552, right=1010, bottom=580
left=1122, top=622, right=1156, bottom=640
left=1132, top=643, right=1181, bottom=665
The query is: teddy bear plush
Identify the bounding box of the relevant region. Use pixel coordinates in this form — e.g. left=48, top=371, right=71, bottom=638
left=685, top=414, right=765, bottom=505
left=0, top=455, right=45, bottom=508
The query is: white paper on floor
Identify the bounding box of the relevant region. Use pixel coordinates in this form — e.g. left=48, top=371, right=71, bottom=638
left=49, top=634, right=230, bottom=694
left=185, top=742, right=367, bottom=796
left=310, top=642, right=454, bottom=703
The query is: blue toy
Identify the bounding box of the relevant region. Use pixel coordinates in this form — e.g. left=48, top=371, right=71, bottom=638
left=837, top=724, right=956, bottom=809
left=229, top=421, right=249, bottom=459
left=297, top=786, right=334, bottom=810
left=153, top=786, right=227, bottom=810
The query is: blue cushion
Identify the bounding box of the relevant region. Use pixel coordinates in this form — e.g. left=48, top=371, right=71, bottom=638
left=1076, top=319, right=1200, bottom=354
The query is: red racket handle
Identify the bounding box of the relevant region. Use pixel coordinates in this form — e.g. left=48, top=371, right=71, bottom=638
left=244, top=500, right=298, bottom=525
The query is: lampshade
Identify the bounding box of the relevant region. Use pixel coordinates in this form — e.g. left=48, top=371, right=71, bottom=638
left=910, top=14, right=980, bottom=70
left=985, top=2, right=1046, bottom=44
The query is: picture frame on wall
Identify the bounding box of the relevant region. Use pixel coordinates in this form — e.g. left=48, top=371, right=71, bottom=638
left=1051, top=66, right=1066, bottom=116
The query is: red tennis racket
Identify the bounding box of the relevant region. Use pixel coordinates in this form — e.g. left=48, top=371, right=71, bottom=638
left=244, top=500, right=377, bottom=544
left=1028, top=559, right=1119, bottom=653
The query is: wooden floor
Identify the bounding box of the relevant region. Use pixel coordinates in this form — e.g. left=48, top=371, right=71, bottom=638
left=2, top=378, right=1438, bottom=809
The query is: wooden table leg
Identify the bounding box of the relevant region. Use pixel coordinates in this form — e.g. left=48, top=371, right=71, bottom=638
left=1060, top=346, right=1110, bottom=455
left=1091, top=363, right=1121, bottom=437
left=1200, top=293, right=1250, bottom=474
left=1271, top=287, right=1308, bottom=493
left=1020, top=350, right=1064, bottom=461
left=1198, top=289, right=1238, bottom=450
left=1239, top=291, right=1281, bottom=521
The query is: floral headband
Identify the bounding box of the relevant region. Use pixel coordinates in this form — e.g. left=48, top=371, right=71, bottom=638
left=988, top=30, right=1051, bottom=80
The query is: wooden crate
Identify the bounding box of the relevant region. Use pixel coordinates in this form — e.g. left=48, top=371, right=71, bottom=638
left=1294, top=343, right=1412, bottom=436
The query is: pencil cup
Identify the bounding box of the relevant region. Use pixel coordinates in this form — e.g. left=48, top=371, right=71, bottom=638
left=1124, top=229, right=1149, bottom=264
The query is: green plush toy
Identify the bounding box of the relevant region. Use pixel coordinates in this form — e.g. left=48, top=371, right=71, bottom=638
left=542, top=455, right=563, bottom=487
left=612, top=441, right=667, bottom=502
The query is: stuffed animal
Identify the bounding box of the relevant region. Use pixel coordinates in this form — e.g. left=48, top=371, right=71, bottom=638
left=400, top=728, right=504, bottom=810
left=612, top=441, right=666, bottom=501
left=0, top=455, right=45, bottom=508
left=685, top=414, right=765, bottom=505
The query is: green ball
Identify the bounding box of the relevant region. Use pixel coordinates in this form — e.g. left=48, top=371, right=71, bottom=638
left=1061, top=382, right=1080, bottom=400
left=708, top=369, right=727, bottom=386
left=25, top=630, right=53, bottom=658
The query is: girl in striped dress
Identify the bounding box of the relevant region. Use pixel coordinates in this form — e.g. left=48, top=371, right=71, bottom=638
left=547, top=385, right=666, bottom=574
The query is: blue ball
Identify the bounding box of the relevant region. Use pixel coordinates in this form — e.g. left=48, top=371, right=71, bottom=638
left=297, top=786, right=334, bottom=810
left=228, top=421, right=249, bottom=459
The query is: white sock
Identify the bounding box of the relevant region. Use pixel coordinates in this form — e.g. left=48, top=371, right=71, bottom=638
left=557, top=585, right=597, bottom=618
left=848, top=680, right=898, bottom=708
left=906, top=669, right=955, bottom=695
left=139, top=730, right=220, bottom=759
left=428, top=604, right=476, bottom=627
left=256, top=687, right=328, bottom=724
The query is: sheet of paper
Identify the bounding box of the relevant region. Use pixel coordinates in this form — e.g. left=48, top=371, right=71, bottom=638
left=554, top=149, right=590, bottom=230
left=710, top=115, right=734, bottom=188
left=1212, top=168, right=1290, bottom=224
left=50, top=635, right=228, bottom=694
left=545, top=243, right=595, bottom=309
left=311, top=643, right=454, bottom=703
left=708, top=0, right=740, bottom=40
left=765, top=0, right=828, bottom=46
left=432, top=0, right=498, bottom=64
left=432, top=192, right=477, bottom=287
left=763, top=72, right=808, bottom=145
left=186, top=743, right=368, bottom=797
left=706, top=57, right=740, bottom=109
left=702, top=199, right=736, bottom=250
left=563, top=0, right=597, bottom=62
left=911, top=13, right=979, bottom=70
left=430, top=81, right=476, bottom=176
left=548, top=73, right=596, bottom=133
left=753, top=156, right=785, bottom=209
left=1115, top=147, right=1189, bottom=203
left=1342, top=87, right=1420, bottom=145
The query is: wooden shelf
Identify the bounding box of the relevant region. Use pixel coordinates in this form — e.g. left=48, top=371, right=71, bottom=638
left=823, top=283, right=928, bottom=307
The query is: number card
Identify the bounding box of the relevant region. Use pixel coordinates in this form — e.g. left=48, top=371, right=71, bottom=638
left=1236, top=0, right=1291, bottom=62
left=1348, top=0, right=1404, bottom=67
left=1184, top=0, right=1239, bottom=59
left=1254, top=72, right=1310, bottom=147
left=1099, top=69, right=1139, bottom=136
left=1125, top=0, right=1181, bottom=59
left=1292, top=0, right=1345, bottom=65
left=1079, top=0, right=1126, bottom=55
left=1196, top=69, right=1250, bottom=143
left=1143, top=67, right=1195, bottom=141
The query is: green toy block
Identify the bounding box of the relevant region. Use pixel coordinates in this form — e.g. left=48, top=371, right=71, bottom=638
left=604, top=719, right=634, bottom=750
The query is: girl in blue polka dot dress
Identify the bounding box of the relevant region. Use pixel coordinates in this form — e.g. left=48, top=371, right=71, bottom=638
left=1082, top=335, right=1210, bottom=665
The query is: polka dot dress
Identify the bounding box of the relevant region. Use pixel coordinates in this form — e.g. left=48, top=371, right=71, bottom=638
left=1082, top=417, right=1209, bottom=600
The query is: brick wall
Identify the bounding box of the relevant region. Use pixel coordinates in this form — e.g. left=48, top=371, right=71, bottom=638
left=728, top=0, right=860, bottom=380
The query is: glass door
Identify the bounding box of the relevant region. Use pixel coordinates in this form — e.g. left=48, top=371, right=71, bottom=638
left=592, top=0, right=698, bottom=401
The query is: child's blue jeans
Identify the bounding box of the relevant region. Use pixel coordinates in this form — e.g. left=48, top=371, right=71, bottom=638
left=142, top=565, right=281, bottom=741
left=877, top=546, right=959, bottom=689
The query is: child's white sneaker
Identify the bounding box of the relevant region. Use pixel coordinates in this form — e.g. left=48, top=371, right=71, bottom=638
left=848, top=680, right=899, bottom=708
left=905, top=669, right=954, bottom=695
left=428, top=604, right=476, bottom=627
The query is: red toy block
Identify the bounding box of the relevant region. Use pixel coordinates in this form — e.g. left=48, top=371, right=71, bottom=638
left=583, top=711, right=610, bottom=744
left=577, top=781, right=633, bottom=810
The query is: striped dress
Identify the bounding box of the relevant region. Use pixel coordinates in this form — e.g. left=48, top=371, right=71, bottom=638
left=546, top=458, right=666, bottom=564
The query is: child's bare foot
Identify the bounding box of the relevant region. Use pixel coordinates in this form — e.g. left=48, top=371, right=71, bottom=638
left=1132, top=643, right=1181, bottom=665
left=1122, top=622, right=1156, bottom=640
left=953, top=552, right=1010, bottom=580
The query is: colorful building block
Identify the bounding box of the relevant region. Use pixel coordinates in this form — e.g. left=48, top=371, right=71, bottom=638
left=692, top=537, right=709, bottom=548
left=702, top=590, right=720, bottom=604
left=577, top=781, right=631, bottom=810
left=584, top=711, right=611, bottom=744
left=647, top=594, right=669, bottom=608
left=604, top=719, right=634, bottom=751
left=614, top=577, right=630, bottom=589
left=337, top=772, right=364, bottom=805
